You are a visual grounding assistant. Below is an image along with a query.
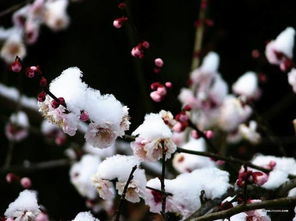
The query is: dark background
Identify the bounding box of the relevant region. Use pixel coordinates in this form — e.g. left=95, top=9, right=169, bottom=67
left=0, top=0, right=296, bottom=220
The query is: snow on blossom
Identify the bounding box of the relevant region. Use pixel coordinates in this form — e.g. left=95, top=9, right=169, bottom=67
left=251, top=155, right=296, bottom=189
left=83, top=142, right=115, bottom=159
left=70, top=154, right=101, bottom=200
left=288, top=187, right=296, bottom=197
left=173, top=138, right=215, bottom=173
left=38, top=67, right=130, bottom=148
left=72, top=211, right=100, bottom=221
left=265, top=27, right=295, bottom=71
left=5, top=111, right=29, bottom=142
left=288, top=68, right=296, bottom=93
left=44, top=0, right=70, bottom=31
left=145, top=167, right=230, bottom=218
left=232, top=71, right=260, bottom=100
left=5, top=190, right=41, bottom=221
left=218, top=95, right=252, bottom=132
left=92, top=155, right=147, bottom=203
left=0, top=27, right=26, bottom=63
left=131, top=113, right=176, bottom=161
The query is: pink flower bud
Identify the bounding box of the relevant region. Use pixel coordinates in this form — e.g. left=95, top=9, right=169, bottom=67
left=80, top=111, right=89, bottom=122
left=58, top=97, right=66, bottom=106
left=154, top=58, right=164, bottom=67
left=39, top=77, right=48, bottom=87
left=131, top=47, right=143, bottom=58
left=10, top=56, right=22, bottom=72
left=191, top=130, right=200, bottom=139
left=150, top=82, right=162, bottom=90
left=25, top=66, right=41, bottom=78
left=165, top=81, right=173, bottom=88
left=205, top=130, right=214, bottom=139
left=6, top=173, right=19, bottom=183
left=113, top=17, right=128, bottom=29
left=252, top=172, right=268, bottom=186
left=37, top=91, right=46, bottom=102
left=172, top=121, right=188, bottom=132
left=51, top=99, right=60, bottom=109
left=183, top=104, right=192, bottom=111
left=20, top=177, right=32, bottom=189
left=141, top=41, right=150, bottom=49
left=156, top=86, right=167, bottom=96
left=268, top=160, right=277, bottom=169
left=150, top=91, right=162, bottom=102
left=55, top=135, right=66, bottom=146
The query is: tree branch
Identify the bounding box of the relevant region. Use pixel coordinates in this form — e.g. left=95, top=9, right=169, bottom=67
left=185, top=196, right=296, bottom=221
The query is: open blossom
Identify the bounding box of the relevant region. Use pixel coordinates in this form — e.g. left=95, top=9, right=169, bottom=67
left=44, top=0, right=70, bottom=31
left=238, top=120, right=261, bottom=144
left=232, top=71, right=260, bottom=100
left=131, top=113, right=177, bottom=161
left=173, top=138, right=216, bottom=173
left=38, top=67, right=130, bottom=148
left=146, top=167, right=230, bottom=218
left=265, top=27, right=295, bottom=71
left=70, top=154, right=101, bottom=200
left=72, top=212, right=100, bottom=221
left=218, top=95, right=252, bottom=132
left=5, top=111, right=29, bottom=142
left=251, top=155, right=296, bottom=189
left=83, top=142, right=115, bottom=159
left=5, top=190, right=41, bottom=221
left=0, top=27, right=26, bottom=63
left=92, top=155, right=147, bottom=203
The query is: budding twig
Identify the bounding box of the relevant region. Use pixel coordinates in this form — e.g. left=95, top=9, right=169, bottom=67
left=114, top=165, right=138, bottom=221
left=176, top=147, right=296, bottom=179
left=185, top=196, right=296, bottom=221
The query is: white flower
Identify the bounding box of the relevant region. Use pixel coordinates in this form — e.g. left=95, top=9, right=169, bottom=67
left=5, top=190, right=41, bottom=221
left=5, top=111, right=29, bottom=142
left=0, top=27, right=26, bottom=63
left=131, top=113, right=176, bottom=161
left=173, top=138, right=216, bottom=173
left=83, top=142, right=115, bottom=159
left=72, top=211, right=100, bottom=221
left=44, top=0, right=70, bottom=31
left=70, top=154, right=100, bottom=200
left=218, top=95, right=252, bottom=132
left=232, top=72, right=260, bottom=100
left=265, top=27, right=295, bottom=71
left=145, top=167, right=230, bottom=218
left=92, top=155, right=146, bottom=203
left=252, top=155, right=296, bottom=189
left=238, top=121, right=261, bottom=144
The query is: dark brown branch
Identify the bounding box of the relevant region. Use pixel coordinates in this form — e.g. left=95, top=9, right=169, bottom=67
left=0, top=0, right=33, bottom=18
left=176, top=147, right=296, bottom=179
left=146, top=186, right=173, bottom=197
left=0, top=159, right=71, bottom=174
left=114, top=165, right=138, bottom=221
left=186, top=196, right=296, bottom=221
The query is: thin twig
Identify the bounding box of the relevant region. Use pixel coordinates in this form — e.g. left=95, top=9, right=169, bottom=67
left=0, top=0, right=33, bottom=18
left=146, top=186, right=173, bottom=196
left=186, top=196, right=296, bottom=221
left=0, top=159, right=71, bottom=174
left=188, top=120, right=218, bottom=153
left=176, top=147, right=296, bottom=179
left=4, top=141, right=15, bottom=169
left=114, top=165, right=138, bottom=221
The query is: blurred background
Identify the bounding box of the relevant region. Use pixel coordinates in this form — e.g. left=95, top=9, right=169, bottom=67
left=0, top=0, right=296, bottom=219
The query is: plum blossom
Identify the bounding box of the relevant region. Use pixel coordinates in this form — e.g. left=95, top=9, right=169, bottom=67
left=251, top=155, right=296, bottom=189
left=232, top=71, right=260, bottom=100
left=44, top=0, right=70, bottom=31
left=265, top=27, right=295, bottom=72
left=218, top=95, right=252, bottom=132
left=0, top=27, right=26, bottom=63
left=92, top=155, right=146, bottom=203
left=238, top=121, right=261, bottom=144
left=5, top=111, right=29, bottom=142
left=173, top=138, right=216, bottom=173
left=72, top=212, right=100, bottom=221
left=145, top=167, right=230, bottom=219
left=131, top=113, right=177, bottom=161
left=70, top=154, right=101, bottom=200
left=38, top=67, right=130, bottom=148
left=5, top=190, right=41, bottom=221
